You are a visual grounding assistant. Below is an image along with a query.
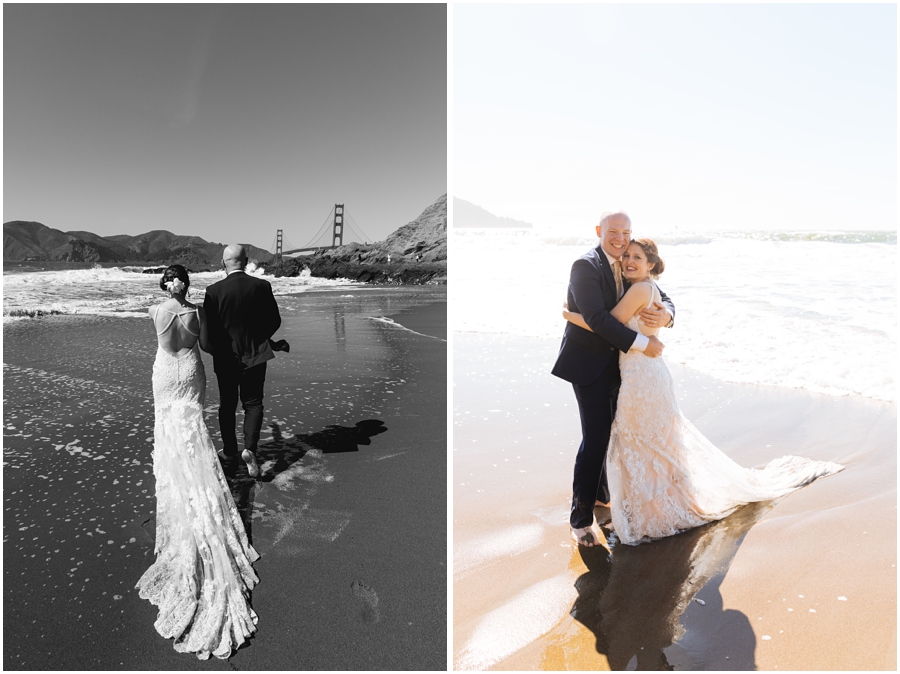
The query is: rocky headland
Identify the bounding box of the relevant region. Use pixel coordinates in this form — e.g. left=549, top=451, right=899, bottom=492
left=270, top=194, right=447, bottom=284
left=453, top=197, right=532, bottom=228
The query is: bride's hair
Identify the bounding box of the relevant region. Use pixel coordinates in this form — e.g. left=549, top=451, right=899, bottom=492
left=159, top=264, right=190, bottom=293
left=631, top=238, right=665, bottom=278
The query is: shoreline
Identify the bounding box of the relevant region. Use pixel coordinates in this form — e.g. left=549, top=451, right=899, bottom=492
left=453, top=332, right=896, bottom=671
left=383, top=301, right=447, bottom=341
left=4, top=287, right=447, bottom=670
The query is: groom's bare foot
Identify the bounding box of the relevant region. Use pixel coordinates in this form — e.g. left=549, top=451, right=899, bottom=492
left=571, top=526, right=600, bottom=547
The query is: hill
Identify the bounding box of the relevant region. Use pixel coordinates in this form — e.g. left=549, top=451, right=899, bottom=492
left=2, top=221, right=273, bottom=265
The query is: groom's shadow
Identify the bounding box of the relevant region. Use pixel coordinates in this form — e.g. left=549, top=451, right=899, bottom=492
left=222, top=419, right=387, bottom=541
left=571, top=501, right=772, bottom=670
left=254, top=419, right=388, bottom=483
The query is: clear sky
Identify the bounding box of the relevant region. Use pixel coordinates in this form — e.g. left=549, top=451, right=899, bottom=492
left=4, top=4, right=446, bottom=250
left=454, top=4, right=896, bottom=233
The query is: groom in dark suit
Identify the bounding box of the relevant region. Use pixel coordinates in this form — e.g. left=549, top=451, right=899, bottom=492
left=551, top=212, right=674, bottom=546
left=204, top=244, right=282, bottom=478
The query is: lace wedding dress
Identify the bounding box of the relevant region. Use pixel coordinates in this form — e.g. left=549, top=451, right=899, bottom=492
left=607, top=284, right=844, bottom=546
left=136, top=308, right=260, bottom=659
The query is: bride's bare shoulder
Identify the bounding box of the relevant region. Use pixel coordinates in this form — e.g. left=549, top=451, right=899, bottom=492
left=625, top=281, right=654, bottom=301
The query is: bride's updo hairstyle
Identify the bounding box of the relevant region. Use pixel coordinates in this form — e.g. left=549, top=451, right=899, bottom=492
left=631, top=238, right=665, bottom=278
left=159, top=264, right=190, bottom=293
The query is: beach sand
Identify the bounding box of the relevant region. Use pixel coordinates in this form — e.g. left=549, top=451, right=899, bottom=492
left=453, top=333, right=896, bottom=671
left=3, top=286, right=446, bottom=670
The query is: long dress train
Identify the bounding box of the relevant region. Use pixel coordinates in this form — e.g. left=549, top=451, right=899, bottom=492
left=136, top=321, right=260, bottom=659
left=607, top=287, right=844, bottom=546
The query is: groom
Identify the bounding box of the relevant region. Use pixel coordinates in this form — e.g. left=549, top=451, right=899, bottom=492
left=204, top=244, right=282, bottom=478
left=551, top=212, right=674, bottom=546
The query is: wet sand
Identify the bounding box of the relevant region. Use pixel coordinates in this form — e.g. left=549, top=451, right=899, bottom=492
left=453, top=333, right=896, bottom=671
left=4, top=287, right=446, bottom=670
left=384, top=300, right=447, bottom=340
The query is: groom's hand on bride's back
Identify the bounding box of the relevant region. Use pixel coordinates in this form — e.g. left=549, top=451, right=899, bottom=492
left=644, top=335, right=665, bottom=358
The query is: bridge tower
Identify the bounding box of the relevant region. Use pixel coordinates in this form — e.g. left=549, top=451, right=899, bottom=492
left=333, top=204, right=344, bottom=247
left=275, top=229, right=283, bottom=264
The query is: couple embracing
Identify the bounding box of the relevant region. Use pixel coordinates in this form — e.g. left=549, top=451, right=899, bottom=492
left=553, top=212, right=843, bottom=548
left=136, top=244, right=285, bottom=659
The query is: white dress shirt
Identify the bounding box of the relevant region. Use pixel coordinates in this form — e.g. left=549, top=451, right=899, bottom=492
left=601, top=247, right=650, bottom=352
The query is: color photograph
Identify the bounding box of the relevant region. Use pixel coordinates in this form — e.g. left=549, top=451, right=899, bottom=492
left=452, top=4, right=896, bottom=670
left=4, top=4, right=446, bottom=669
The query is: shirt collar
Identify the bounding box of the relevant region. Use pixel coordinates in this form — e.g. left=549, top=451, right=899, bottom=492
left=598, top=245, right=618, bottom=267
left=227, top=269, right=245, bottom=275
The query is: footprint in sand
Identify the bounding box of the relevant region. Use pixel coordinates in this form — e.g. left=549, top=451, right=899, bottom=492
left=351, top=580, right=381, bottom=623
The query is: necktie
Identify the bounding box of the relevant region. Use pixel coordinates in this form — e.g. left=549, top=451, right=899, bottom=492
left=613, top=260, right=624, bottom=300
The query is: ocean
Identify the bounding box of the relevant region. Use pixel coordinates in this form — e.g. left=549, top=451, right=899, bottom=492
left=2, top=262, right=367, bottom=319
left=451, top=228, right=896, bottom=402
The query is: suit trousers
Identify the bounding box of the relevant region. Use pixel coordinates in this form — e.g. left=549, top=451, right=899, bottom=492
left=214, top=359, right=267, bottom=457
left=570, top=360, right=620, bottom=529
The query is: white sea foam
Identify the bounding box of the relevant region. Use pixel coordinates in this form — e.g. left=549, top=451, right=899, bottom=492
left=367, top=316, right=447, bottom=341
left=454, top=523, right=545, bottom=577
left=456, top=572, right=578, bottom=670
left=2, top=265, right=360, bottom=320
left=452, top=228, right=896, bottom=402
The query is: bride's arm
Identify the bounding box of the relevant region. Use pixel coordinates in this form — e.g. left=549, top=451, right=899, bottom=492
left=197, top=306, right=211, bottom=353
left=562, top=304, right=591, bottom=331
left=564, top=283, right=654, bottom=332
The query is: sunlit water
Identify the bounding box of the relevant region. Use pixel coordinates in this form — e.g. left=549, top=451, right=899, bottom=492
left=452, top=228, right=896, bottom=402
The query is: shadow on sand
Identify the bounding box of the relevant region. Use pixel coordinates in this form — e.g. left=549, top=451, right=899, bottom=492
left=256, top=418, right=388, bottom=475
left=222, top=419, right=388, bottom=542
left=569, top=501, right=772, bottom=670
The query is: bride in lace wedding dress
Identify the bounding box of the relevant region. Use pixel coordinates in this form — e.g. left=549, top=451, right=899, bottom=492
left=136, top=265, right=260, bottom=659
left=564, top=240, right=843, bottom=546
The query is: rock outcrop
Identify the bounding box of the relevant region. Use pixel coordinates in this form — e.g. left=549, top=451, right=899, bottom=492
left=271, top=195, right=447, bottom=284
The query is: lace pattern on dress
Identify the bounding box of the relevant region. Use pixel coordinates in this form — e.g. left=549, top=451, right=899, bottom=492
left=607, top=308, right=844, bottom=546
left=136, top=345, right=260, bottom=659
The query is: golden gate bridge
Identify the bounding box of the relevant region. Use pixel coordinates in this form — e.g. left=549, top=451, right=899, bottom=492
left=269, top=204, right=374, bottom=263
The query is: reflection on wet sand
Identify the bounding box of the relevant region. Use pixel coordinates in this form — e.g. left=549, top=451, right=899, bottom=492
left=333, top=306, right=346, bottom=351
left=565, top=501, right=773, bottom=670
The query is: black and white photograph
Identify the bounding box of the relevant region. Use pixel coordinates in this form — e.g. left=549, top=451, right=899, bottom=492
left=4, top=4, right=446, bottom=669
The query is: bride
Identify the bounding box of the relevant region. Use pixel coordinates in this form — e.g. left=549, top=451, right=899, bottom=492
left=136, top=265, right=260, bottom=658
left=563, top=239, right=844, bottom=545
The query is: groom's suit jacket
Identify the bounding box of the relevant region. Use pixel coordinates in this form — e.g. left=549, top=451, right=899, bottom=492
left=203, top=271, right=281, bottom=371
left=551, top=244, right=675, bottom=386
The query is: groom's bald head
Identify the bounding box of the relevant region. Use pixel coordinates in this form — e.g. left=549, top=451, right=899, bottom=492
left=223, top=244, right=248, bottom=272
left=596, top=211, right=632, bottom=259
